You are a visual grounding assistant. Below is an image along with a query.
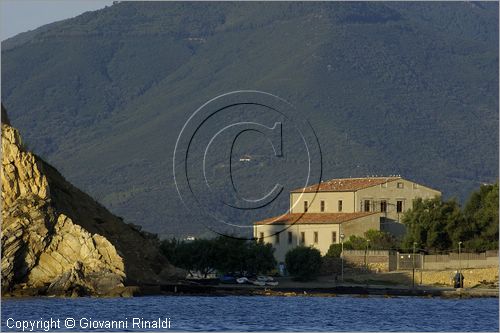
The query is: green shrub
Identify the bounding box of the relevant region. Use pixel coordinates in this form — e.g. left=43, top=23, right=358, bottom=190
left=325, top=244, right=343, bottom=257
left=285, top=246, right=322, bottom=281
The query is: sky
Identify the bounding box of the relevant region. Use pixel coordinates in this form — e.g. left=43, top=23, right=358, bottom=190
left=1, top=0, right=113, bottom=41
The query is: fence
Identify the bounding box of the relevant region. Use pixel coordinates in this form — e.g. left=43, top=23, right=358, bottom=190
left=391, top=251, right=498, bottom=271
left=394, top=253, right=423, bottom=270
left=324, top=250, right=498, bottom=273
left=421, top=251, right=498, bottom=270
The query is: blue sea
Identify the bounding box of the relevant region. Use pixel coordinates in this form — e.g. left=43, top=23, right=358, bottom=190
left=1, top=295, right=498, bottom=331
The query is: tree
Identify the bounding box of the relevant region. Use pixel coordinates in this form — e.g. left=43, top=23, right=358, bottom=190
left=363, top=229, right=399, bottom=250
left=402, top=197, right=463, bottom=252
left=245, top=241, right=276, bottom=275
left=178, top=239, right=218, bottom=277
left=401, top=183, right=499, bottom=253
left=212, top=236, right=248, bottom=274
left=325, top=241, right=355, bottom=258
left=212, top=236, right=276, bottom=275
left=160, top=236, right=276, bottom=276
left=347, top=235, right=368, bottom=250
left=325, top=230, right=398, bottom=258
left=159, top=238, right=179, bottom=261
left=463, top=182, right=499, bottom=251
left=285, top=246, right=322, bottom=281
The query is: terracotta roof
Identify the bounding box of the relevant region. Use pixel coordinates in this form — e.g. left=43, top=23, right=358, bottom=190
left=291, top=177, right=401, bottom=193
left=254, top=212, right=379, bottom=225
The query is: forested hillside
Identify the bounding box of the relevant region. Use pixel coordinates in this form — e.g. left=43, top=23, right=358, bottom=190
left=2, top=2, right=498, bottom=238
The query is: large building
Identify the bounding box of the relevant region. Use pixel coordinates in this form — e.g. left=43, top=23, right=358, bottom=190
left=253, top=176, right=441, bottom=262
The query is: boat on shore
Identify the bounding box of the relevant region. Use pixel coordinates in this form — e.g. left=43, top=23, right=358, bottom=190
left=236, top=277, right=248, bottom=284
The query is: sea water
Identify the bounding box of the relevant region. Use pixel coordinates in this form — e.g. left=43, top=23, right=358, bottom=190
left=2, top=295, right=498, bottom=331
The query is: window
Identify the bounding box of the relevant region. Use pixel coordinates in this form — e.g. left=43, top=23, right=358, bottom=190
left=397, top=200, right=403, bottom=213
left=380, top=200, right=387, bottom=212
left=332, top=231, right=337, bottom=244
left=314, top=231, right=318, bottom=244
left=288, top=232, right=293, bottom=244
left=304, top=201, right=308, bottom=212
left=300, top=232, right=305, bottom=244
left=397, top=182, right=404, bottom=189
left=338, top=200, right=343, bottom=212
left=259, top=232, right=264, bottom=243
left=320, top=200, right=325, bottom=212
left=413, top=183, right=419, bottom=189
left=364, top=200, right=371, bottom=212
left=275, top=233, right=280, bottom=244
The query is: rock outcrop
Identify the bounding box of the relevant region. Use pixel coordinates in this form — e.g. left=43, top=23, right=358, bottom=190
left=1, top=109, right=180, bottom=296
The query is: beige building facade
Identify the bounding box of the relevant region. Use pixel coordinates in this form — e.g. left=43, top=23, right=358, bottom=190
left=290, top=176, right=440, bottom=220
left=254, top=176, right=441, bottom=262
left=254, top=212, right=380, bottom=262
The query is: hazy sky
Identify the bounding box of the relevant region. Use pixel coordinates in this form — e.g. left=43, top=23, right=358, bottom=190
left=1, top=0, right=113, bottom=41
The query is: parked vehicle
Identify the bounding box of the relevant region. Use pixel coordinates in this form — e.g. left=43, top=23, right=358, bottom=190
left=220, top=275, right=237, bottom=284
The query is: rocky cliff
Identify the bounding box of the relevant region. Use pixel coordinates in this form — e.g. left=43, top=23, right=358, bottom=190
left=1, top=108, right=180, bottom=296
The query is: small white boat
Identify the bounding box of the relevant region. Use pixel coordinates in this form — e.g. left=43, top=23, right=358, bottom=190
left=236, top=277, right=248, bottom=284
left=257, top=276, right=274, bottom=282
left=251, top=280, right=266, bottom=286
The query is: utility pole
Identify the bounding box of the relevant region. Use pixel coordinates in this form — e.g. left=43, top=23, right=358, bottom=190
left=458, top=241, right=462, bottom=288
left=340, top=233, right=345, bottom=282
left=365, top=240, right=370, bottom=271
left=297, top=225, right=300, bottom=246
left=420, top=252, right=423, bottom=285
left=412, top=242, right=417, bottom=289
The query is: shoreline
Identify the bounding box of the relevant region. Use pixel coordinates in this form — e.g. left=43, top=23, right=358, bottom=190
left=3, top=283, right=498, bottom=299
left=180, top=283, right=499, bottom=299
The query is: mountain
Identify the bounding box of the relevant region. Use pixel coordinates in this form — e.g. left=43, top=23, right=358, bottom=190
left=1, top=2, right=498, bottom=238
left=1, top=106, right=179, bottom=296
